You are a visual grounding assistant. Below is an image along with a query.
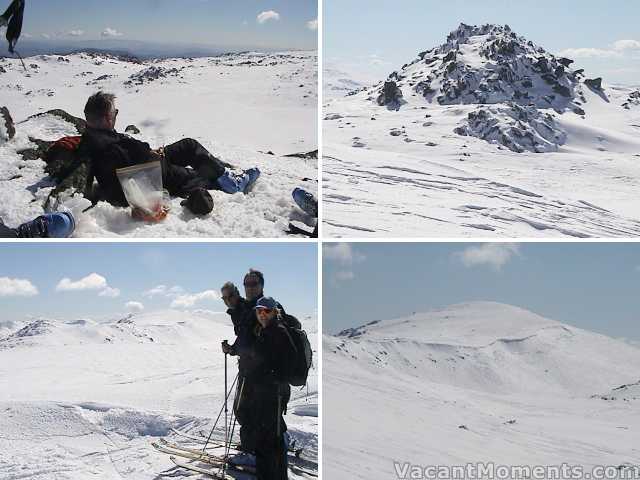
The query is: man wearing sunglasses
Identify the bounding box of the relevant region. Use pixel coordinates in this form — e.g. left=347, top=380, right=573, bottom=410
left=78, top=91, right=260, bottom=215
left=234, top=296, right=295, bottom=480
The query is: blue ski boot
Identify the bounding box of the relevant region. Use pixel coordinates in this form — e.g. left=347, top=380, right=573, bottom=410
left=16, top=212, right=76, bottom=238
left=217, top=167, right=261, bottom=194
left=292, top=187, right=318, bottom=217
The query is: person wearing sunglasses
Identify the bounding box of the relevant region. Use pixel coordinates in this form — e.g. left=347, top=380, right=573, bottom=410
left=221, top=281, right=252, bottom=357
left=230, top=296, right=296, bottom=480
left=77, top=91, right=260, bottom=215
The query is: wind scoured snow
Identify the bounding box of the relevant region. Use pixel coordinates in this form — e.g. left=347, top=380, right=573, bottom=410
left=0, top=51, right=317, bottom=237
left=324, top=302, right=640, bottom=478
left=323, top=24, right=640, bottom=237
left=0, top=310, right=318, bottom=479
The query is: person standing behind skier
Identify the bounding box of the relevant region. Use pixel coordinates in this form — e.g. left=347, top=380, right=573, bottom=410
left=232, top=296, right=295, bottom=480
left=220, top=281, right=253, bottom=358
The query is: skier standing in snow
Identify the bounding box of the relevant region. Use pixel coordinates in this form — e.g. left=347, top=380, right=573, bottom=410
left=78, top=92, right=260, bottom=215
left=232, top=296, right=296, bottom=480
left=221, top=281, right=253, bottom=358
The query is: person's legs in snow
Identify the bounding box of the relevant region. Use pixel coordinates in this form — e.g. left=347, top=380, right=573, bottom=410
left=162, top=138, right=229, bottom=184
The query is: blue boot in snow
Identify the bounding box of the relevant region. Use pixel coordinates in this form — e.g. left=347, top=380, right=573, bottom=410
left=217, top=168, right=260, bottom=194
left=16, top=212, right=76, bottom=238
left=292, top=187, right=318, bottom=217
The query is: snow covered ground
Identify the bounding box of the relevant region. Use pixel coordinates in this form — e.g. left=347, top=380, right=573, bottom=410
left=0, top=51, right=317, bottom=237
left=324, top=302, right=640, bottom=479
left=323, top=25, right=640, bottom=237
left=0, top=310, right=318, bottom=479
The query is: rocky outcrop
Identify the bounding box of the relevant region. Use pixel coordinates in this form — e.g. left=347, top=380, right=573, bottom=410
left=1, top=106, right=15, bottom=141
left=454, top=103, right=567, bottom=153
left=584, top=77, right=603, bottom=91
left=125, top=66, right=183, bottom=86
left=376, top=81, right=404, bottom=108
left=622, top=90, right=640, bottom=110
left=375, top=24, right=585, bottom=112
left=125, top=124, right=141, bottom=134
left=27, top=109, right=87, bottom=134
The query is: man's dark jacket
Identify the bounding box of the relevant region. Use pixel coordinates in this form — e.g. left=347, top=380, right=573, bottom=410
left=78, top=127, right=206, bottom=206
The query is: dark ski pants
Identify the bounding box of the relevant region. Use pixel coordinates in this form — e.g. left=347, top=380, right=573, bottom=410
left=163, top=138, right=231, bottom=186
left=255, top=429, right=288, bottom=480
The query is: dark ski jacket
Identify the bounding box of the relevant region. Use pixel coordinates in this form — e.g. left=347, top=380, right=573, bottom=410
left=77, top=127, right=206, bottom=206
left=226, top=297, right=255, bottom=359
left=233, top=320, right=297, bottom=438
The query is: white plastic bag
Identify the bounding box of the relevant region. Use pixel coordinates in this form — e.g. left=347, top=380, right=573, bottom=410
left=116, top=161, right=168, bottom=219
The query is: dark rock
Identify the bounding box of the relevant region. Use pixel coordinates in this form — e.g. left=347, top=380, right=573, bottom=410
left=585, top=77, right=603, bottom=91
left=376, top=81, right=403, bottom=107
left=558, top=57, right=574, bottom=67
left=1, top=106, right=16, bottom=140
left=573, top=107, right=585, bottom=116
left=125, top=124, right=140, bottom=134
left=283, top=150, right=318, bottom=159
left=574, top=69, right=584, bottom=76
left=552, top=84, right=571, bottom=97
left=443, top=50, right=457, bottom=63
left=554, top=66, right=565, bottom=77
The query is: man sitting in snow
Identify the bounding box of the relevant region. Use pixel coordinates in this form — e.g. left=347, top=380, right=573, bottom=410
left=78, top=91, right=260, bottom=215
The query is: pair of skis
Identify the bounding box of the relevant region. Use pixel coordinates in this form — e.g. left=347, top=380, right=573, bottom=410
left=154, top=435, right=317, bottom=477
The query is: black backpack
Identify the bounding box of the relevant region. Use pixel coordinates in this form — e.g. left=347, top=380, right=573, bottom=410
left=280, top=314, right=312, bottom=387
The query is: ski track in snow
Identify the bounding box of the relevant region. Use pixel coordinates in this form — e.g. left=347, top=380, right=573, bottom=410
left=323, top=28, right=640, bottom=238
left=0, top=311, right=318, bottom=479
left=0, top=51, right=317, bottom=237
left=324, top=302, right=640, bottom=479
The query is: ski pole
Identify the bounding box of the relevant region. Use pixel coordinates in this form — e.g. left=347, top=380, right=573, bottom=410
left=202, top=371, right=238, bottom=452
left=224, top=352, right=228, bottom=453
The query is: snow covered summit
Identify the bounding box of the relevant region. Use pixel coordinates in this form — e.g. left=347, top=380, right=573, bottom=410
left=324, top=302, right=640, bottom=478
left=323, top=25, right=640, bottom=237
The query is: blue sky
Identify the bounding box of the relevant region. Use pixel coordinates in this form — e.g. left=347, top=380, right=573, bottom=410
left=323, top=242, right=640, bottom=341
left=324, top=0, right=640, bottom=85
left=0, top=243, right=317, bottom=320
left=17, top=0, right=317, bottom=50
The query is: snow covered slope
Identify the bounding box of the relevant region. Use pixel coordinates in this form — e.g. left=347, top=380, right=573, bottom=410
left=324, top=302, right=640, bottom=478
left=0, top=310, right=318, bottom=479
left=323, top=24, right=640, bottom=237
left=0, top=51, right=317, bottom=237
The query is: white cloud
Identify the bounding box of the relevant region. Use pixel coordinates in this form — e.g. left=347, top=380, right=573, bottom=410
left=257, top=10, right=280, bottom=24
left=56, top=273, right=120, bottom=298
left=68, top=30, right=84, bottom=37
left=56, top=273, right=107, bottom=291
left=41, top=33, right=51, bottom=39
left=455, top=243, right=520, bottom=271
left=170, top=290, right=220, bottom=308
left=99, top=286, right=121, bottom=298
left=125, top=301, right=144, bottom=312
left=558, top=47, right=622, bottom=59
left=0, top=277, right=38, bottom=297
left=325, top=243, right=366, bottom=283
left=324, top=243, right=365, bottom=265
left=143, top=285, right=184, bottom=298
left=23, top=33, right=33, bottom=39
left=101, top=27, right=123, bottom=37
left=613, top=39, right=640, bottom=51
left=306, top=19, right=318, bottom=31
